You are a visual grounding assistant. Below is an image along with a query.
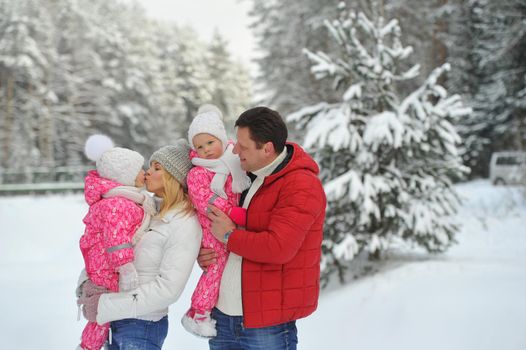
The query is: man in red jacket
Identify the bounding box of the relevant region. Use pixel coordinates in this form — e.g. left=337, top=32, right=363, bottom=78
left=204, top=106, right=326, bottom=349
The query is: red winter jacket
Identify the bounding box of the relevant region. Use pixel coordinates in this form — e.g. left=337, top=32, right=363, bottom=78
left=227, top=143, right=326, bottom=328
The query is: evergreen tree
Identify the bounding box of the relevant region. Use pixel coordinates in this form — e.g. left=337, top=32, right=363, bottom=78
left=206, top=31, right=252, bottom=129
left=171, top=25, right=213, bottom=124
left=0, top=0, right=254, bottom=176
left=248, top=0, right=450, bottom=143
left=0, top=1, right=56, bottom=171
left=447, top=0, right=526, bottom=176
left=149, top=21, right=187, bottom=148
left=92, top=1, right=160, bottom=156
left=248, top=0, right=344, bottom=116
left=226, top=62, right=253, bottom=124
left=385, top=0, right=450, bottom=88
left=288, top=4, right=469, bottom=282
left=445, top=0, right=491, bottom=175
left=207, top=31, right=232, bottom=116
left=47, top=0, right=115, bottom=166
left=484, top=0, right=526, bottom=152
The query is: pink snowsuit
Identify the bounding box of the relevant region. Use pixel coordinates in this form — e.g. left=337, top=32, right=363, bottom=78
left=186, top=150, right=245, bottom=314
left=79, top=170, right=144, bottom=350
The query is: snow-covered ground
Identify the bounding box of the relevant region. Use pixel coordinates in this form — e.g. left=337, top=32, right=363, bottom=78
left=1, top=180, right=525, bottom=349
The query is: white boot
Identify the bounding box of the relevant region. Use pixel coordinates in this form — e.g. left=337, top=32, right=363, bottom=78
left=181, top=310, right=217, bottom=338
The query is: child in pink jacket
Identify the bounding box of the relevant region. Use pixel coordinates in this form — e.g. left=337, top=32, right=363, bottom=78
left=182, top=105, right=251, bottom=338
left=77, top=135, right=155, bottom=350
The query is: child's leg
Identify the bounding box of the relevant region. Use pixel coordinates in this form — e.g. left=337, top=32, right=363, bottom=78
left=80, top=321, right=110, bottom=350
left=182, top=228, right=229, bottom=337
left=190, top=229, right=229, bottom=312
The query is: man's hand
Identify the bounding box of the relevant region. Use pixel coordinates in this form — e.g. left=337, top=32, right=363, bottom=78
left=197, top=247, right=218, bottom=270
left=207, top=204, right=236, bottom=243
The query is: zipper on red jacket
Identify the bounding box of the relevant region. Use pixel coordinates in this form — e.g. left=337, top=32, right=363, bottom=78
left=239, top=209, right=246, bottom=328
left=240, top=192, right=253, bottom=329
left=241, top=257, right=245, bottom=328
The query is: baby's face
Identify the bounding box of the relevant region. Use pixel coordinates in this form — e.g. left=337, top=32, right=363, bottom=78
left=193, top=133, right=224, bottom=159
left=134, top=169, right=146, bottom=187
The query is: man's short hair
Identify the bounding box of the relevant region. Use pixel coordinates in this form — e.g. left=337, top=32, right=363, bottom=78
left=235, top=107, right=288, bottom=153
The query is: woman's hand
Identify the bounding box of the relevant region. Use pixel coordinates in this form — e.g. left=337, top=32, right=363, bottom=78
left=77, top=279, right=108, bottom=322
left=197, top=247, right=218, bottom=270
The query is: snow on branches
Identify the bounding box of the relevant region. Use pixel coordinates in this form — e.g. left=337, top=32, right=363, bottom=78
left=288, top=3, right=471, bottom=282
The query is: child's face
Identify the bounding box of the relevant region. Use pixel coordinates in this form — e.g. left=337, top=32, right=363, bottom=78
left=134, top=169, right=145, bottom=187
left=193, top=133, right=224, bottom=159
left=145, top=161, right=165, bottom=196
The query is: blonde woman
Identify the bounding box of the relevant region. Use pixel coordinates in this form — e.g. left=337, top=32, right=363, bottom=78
left=78, top=140, right=202, bottom=350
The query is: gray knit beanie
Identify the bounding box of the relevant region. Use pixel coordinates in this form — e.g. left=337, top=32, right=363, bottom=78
left=149, top=139, right=193, bottom=189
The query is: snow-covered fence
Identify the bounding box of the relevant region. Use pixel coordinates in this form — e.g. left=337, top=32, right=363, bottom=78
left=0, top=165, right=91, bottom=195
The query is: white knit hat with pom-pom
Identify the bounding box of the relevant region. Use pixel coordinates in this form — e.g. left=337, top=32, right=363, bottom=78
left=84, top=134, right=144, bottom=186
left=187, top=104, right=228, bottom=151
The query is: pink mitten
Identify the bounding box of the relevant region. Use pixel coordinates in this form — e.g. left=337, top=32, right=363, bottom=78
left=229, top=206, right=246, bottom=227
left=77, top=285, right=104, bottom=322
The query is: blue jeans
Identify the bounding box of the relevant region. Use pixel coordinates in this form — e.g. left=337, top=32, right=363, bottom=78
left=209, top=308, right=298, bottom=350
left=108, top=316, right=168, bottom=350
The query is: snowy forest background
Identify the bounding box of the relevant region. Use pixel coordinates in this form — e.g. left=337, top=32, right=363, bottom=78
left=1, top=0, right=525, bottom=282
left=2, top=0, right=524, bottom=176
left=0, top=0, right=253, bottom=169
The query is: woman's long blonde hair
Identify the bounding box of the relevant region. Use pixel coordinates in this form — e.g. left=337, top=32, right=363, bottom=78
left=158, top=166, right=194, bottom=218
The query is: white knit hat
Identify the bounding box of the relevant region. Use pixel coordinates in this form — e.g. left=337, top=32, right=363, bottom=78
left=187, top=104, right=228, bottom=151
left=84, top=134, right=144, bottom=186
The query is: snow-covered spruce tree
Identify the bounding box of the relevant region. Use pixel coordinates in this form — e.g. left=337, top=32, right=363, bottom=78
left=287, top=4, right=470, bottom=282
left=447, top=0, right=526, bottom=177
left=206, top=31, right=252, bottom=128
left=248, top=0, right=345, bottom=116
left=479, top=0, right=526, bottom=154
left=0, top=0, right=57, bottom=172
left=444, top=0, right=489, bottom=176
left=171, top=26, right=213, bottom=124
left=46, top=0, right=118, bottom=166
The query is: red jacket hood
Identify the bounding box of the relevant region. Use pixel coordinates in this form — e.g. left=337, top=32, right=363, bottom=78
left=264, top=143, right=320, bottom=186
left=84, top=170, right=122, bottom=206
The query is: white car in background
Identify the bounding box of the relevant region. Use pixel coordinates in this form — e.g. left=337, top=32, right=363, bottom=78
left=489, top=151, right=526, bottom=185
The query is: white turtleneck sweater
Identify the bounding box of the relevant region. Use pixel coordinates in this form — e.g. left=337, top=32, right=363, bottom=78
left=216, top=148, right=288, bottom=316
